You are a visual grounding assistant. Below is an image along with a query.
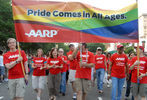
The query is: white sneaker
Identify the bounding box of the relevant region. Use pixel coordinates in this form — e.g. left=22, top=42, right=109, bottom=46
left=37, top=96, right=40, bottom=100
left=107, top=84, right=110, bottom=88
left=0, top=96, right=4, bottom=100
left=97, top=97, right=102, bottom=100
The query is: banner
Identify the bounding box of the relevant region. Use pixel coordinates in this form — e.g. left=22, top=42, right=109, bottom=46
left=12, top=0, right=138, bottom=43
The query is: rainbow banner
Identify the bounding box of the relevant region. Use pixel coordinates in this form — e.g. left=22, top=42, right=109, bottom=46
left=12, top=0, right=138, bottom=43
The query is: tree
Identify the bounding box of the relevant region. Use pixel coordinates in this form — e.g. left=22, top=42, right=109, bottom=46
left=0, top=0, right=15, bottom=50
left=87, top=43, right=106, bottom=53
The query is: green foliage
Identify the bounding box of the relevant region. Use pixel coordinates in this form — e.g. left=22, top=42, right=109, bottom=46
left=20, top=43, right=69, bottom=55
left=0, top=0, right=15, bottom=49
left=87, top=43, right=106, bottom=53
left=124, top=46, right=135, bottom=54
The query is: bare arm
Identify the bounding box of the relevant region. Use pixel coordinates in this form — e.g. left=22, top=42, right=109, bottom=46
left=24, top=61, right=28, bottom=74
left=55, top=64, right=63, bottom=68
left=104, top=59, right=107, bottom=71
left=125, top=63, right=129, bottom=75
left=130, top=60, right=139, bottom=70
left=5, top=56, right=23, bottom=70
left=108, top=61, right=112, bottom=75
left=47, top=64, right=55, bottom=69
left=5, top=61, right=17, bottom=70
left=80, top=62, right=94, bottom=68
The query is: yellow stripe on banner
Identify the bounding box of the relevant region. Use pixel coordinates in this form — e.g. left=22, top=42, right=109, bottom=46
left=13, top=3, right=137, bottom=23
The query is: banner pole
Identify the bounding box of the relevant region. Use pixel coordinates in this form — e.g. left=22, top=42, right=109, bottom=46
left=137, top=43, right=140, bottom=84
left=17, top=42, right=28, bottom=85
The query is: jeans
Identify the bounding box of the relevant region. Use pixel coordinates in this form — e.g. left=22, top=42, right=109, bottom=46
left=125, top=74, right=131, bottom=97
left=111, top=77, right=125, bottom=100
left=96, top=68, right=105, bottom=90
left=60, top=72, right=66, bottom=93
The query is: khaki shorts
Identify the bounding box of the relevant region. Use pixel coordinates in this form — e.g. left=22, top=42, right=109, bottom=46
left=32, top=76, right=46, bottom=89
left=8, top=78, right=26, bottom=99
left=131, top=82, right=147, bottom=97
left=68, top=70, right=76, bottom=82
left=75, top=78, right=91, bottom=93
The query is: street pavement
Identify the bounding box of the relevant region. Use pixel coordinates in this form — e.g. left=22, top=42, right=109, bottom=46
left=0, top=76, right=133, bottom=100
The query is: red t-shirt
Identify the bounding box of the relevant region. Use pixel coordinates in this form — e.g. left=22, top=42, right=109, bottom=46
left=3, top=50, right=28, bottom=79
left=47, top=57, right=62, bottom=75
left=67, top=51, right=77, bottom=70
left=110, top=53, right=128, bottom=78
left=95, top=54, right=106, bottom=70
left=131, top=56, right=147, bottom=84
left=32, top=57, right=46, bottom=76
left=128, top=59, right=133, bottom=74
left=60, top=55, right=68, bottom=73
left=76, top=51, right=95, bottom=80
left=106, top=57, right=111, bottom=71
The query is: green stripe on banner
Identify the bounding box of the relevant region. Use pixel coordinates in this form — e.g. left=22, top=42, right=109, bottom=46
left=49, top=8, right=138, bottom=30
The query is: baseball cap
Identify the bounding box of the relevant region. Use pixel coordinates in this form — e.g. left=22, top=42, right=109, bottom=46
left=97, top=47, right=102, bottom=50
left=117, top=45, right=124, bottom=49
left=135, top=46, right=144, bottom=52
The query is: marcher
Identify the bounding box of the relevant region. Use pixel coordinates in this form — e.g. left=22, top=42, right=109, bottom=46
left=3, top=38, right=29, bottom=100
left=47, top=48, right=63, bottom=100
left=58, top=48, right=68, bottom=96
left=95, top=47, right=107, bottom=94
left=67, top=44, right=77, bottom=99
left=105, top=52, right=112, bottom=88
left=108, top=45, right=129, bottom=100
left=32, top=48, right=47, bottom=100
left=125, top=52, right=135, bottom=100
left=0, top=50, right=5, bottom=83
left=129, top=46, right=147, bottom=100
left=71, top=43, right=95, bottom=100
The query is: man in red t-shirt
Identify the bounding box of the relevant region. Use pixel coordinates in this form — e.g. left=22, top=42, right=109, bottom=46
left=129, top=46, right=147, bottom=100
left=67, top=44, right=77, bottom=99
left=108, top=45, right=129, bottom=100
left=95, top=47, right=107, bottom=94
left=3, top=38, right=28, bottom=100
left=58, top=48, right=68, bottom=96
left=71, top=43, right=95, bottom=100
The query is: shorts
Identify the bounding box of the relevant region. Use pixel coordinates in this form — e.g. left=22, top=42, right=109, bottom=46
left=75, top=78, right=91, bottom=93
left=68, top=70, right=76, bottom=82
left=8, top=78, right=26, bottom=99
left=0, top=66, right=5, bottom=75
left=32, top=76, right=46, bottom=89
left=131, top=82, right=147, bottom=97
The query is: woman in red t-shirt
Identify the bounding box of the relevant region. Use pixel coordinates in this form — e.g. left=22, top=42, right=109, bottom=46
left=129, top=46, right=147, bottom=100
left=32, top=48, right=47, bottom=100
left=125, top=52, right=135, bottom=99
left=47, top=48, right=63, bottom=100
left=105, top=52, right=111, bottom=88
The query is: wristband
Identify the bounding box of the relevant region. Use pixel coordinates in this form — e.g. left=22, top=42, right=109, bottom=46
left=15, top=61, right=18, bottom=64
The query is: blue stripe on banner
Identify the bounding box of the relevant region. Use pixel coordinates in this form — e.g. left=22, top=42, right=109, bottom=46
left=80, top=19, right=138, bottom=39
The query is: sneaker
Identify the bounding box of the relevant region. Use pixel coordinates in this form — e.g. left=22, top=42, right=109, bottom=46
left=0, top=96, right=4, bottom=100
left=72, top=93, right=77, bottom=100
left=98, top=90, right=103, bottom=94
left=62, top=93, right=65, bottom=96
left=107, top=84, right=110, bottom=88
left=4, top=78, right=8, bottom=82
left=97, top=97, right=103, bottom=100
left=37, top=96, right=40, bottom=100
left=124, top=96, right=129, bottom=100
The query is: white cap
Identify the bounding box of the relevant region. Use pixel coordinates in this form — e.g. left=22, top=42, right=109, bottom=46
left=59, top=48, right=64, bottom=52
left=97, top=47, right=102, bottom=50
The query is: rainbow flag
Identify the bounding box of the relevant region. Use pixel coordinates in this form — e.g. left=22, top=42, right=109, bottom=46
left=12, top=0, right=138, bottom=43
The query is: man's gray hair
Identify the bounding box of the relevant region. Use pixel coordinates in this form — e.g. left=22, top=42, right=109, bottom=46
left=7, top=38, right=16, bottom=44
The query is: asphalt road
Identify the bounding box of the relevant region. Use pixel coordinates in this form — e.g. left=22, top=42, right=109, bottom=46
left=0, top=76, right=133, bottom=100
